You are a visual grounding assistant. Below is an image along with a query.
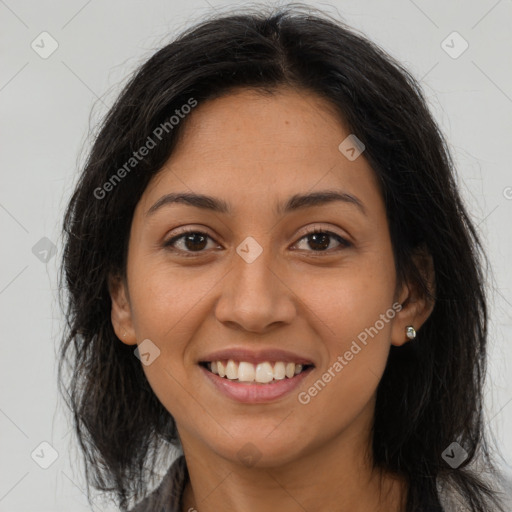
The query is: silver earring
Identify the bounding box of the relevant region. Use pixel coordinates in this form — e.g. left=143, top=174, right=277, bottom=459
left=406, top=326, right=416, bottom=340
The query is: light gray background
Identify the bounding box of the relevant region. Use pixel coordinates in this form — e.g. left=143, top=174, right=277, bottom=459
left=1, top=0, right=511, bottom=510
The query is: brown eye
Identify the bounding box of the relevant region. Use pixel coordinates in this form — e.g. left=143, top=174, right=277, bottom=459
left=163, top=227, right=351, bottom=257
left=295, top=229, right=351, bottom=252
left=164, top=230, right=217, bottom=255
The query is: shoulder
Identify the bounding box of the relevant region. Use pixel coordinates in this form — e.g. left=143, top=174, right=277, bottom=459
left=128, top=455, right=188, bottom=512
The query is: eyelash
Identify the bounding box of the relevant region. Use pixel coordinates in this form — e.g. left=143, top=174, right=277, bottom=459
left=163, top=227, right=351, bottom=258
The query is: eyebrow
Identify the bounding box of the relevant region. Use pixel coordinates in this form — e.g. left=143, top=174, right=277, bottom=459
left=146, top=189, right=366, bottom=217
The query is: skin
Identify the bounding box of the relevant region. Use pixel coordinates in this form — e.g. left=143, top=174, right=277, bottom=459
left=110, top=87, right=435, bottom=512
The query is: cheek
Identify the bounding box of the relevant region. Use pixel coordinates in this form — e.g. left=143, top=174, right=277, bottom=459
left=128, top=258, right=217, bottom=341
left=296, top=325, right=392, bottom=435
left=294, top=250, right=395, bottom=413
left=125, top=261, right=201, bottom=403
left=300, top=248, right=395, bottom=344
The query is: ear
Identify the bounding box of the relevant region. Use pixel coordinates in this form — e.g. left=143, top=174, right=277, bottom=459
left=108, top=273, right=137, bottom=346
left=391, top=246, right=436, bottom=347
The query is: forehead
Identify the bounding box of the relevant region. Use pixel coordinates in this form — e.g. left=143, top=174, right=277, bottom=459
left=172, top=87, right=347, bottom=160
left=138, top=87, right=383, bottom=218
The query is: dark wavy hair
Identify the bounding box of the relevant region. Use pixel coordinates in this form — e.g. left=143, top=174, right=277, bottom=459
left=58, top=3, right=505, bottom=511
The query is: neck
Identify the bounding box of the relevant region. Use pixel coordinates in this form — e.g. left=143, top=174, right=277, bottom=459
left=179, top=411, right=406, bottom=512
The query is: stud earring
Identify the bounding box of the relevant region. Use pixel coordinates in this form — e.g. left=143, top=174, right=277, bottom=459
left=123, top=331, right=127, bottom=337
left=405, top=325, right=416, bottom=340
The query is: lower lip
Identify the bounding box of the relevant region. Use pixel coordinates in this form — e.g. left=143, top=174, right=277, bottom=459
left=199, top=365, right=313, bottom=403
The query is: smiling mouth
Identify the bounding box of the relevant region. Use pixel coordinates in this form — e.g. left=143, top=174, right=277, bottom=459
left=199, top=360, right=314, bottom=384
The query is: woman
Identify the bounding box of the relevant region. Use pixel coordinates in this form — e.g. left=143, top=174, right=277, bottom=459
left=58, top=4, right=507, bottom=511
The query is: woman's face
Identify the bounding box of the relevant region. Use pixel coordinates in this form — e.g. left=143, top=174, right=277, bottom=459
left=112, top=87, right=420, bottom=467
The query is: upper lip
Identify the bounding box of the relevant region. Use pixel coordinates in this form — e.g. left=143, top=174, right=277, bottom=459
left=198, top=347, right=315, bottom=366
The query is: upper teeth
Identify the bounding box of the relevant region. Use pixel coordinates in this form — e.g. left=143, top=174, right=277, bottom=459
left=208, top=360, right=305, bottom=383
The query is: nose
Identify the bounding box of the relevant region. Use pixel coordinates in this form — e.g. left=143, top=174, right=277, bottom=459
left=214, top=244, right=296, bottom=334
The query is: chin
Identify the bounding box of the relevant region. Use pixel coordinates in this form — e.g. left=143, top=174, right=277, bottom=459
left=208, top=432, right=308, bottom=469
